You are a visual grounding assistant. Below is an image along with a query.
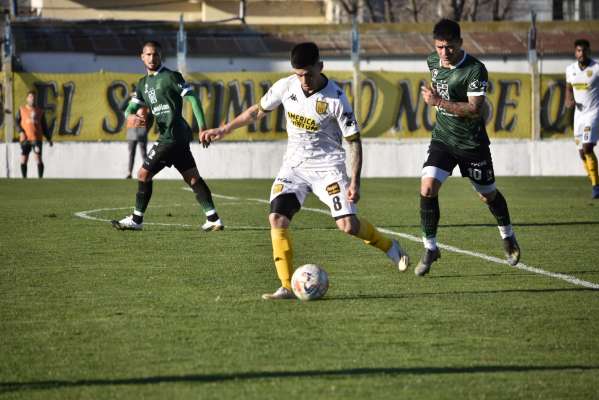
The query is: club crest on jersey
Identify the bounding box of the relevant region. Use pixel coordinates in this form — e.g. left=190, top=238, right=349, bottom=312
left=315, top=100, right=328, bottom=114
left=273, top=184, right=284, bottom=194
left=432, top=69, right=439, bottom=80
left=587, top=70, right=593, bottom=77
left=326, top=183, right=341, bottom=196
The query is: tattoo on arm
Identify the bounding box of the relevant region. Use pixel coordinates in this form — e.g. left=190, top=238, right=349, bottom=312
left=227, top=104, right=266, bottom=132
left=348, top=138, right=363, bottom=184
left=438, top=96, right=484, bottom=118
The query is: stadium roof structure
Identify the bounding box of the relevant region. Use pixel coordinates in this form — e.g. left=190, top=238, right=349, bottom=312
left=8, top=19, right=599, bottom=58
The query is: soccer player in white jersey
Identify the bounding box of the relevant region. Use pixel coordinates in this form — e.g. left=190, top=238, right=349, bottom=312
left=201, top=42, right=409, bottom=300
left=565, top=39, right=599, bottom=199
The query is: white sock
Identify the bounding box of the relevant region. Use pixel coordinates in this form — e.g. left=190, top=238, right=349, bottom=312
left=133, top=209, right=144, bottom=217
left=423, top=236, right=437, bottom=251
left=498, top=225, right=514, bottom=239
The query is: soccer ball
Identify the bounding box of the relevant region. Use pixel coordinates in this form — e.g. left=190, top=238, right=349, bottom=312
left=291, top=264, right=329, bottom=301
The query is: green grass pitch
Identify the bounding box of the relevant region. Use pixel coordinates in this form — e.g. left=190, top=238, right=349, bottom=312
left=1, top=177, right=598, bottom=399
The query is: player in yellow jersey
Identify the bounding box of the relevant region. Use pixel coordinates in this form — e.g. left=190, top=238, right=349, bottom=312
left=565, top=39, right=599, bottom=199
left=201, top=42, right=409, bottom=300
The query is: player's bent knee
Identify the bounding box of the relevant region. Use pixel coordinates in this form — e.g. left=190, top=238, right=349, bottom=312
left=137, top=168, right=152, bottom=182
left=269, top=213, right=290, bottom=229
left=478, top=189, right=497, bottom=203
left=335, top=215, right=359, bottom=235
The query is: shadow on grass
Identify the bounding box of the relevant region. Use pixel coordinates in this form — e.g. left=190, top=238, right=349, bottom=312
left=1, top=365, right=596, bottom=393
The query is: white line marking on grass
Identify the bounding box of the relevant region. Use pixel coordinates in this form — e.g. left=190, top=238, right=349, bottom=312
left=75, top=204, right=267, bottom=230
left=76, top=189, right=599, bottom=290
left=213, top=190, right=599, bottom=290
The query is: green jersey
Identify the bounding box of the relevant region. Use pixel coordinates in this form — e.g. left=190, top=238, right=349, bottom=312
left=427, top=52, right=490, bottom=153
left=133, top=66, right=192, bottom=144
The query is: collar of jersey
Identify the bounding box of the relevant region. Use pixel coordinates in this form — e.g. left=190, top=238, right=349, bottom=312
left=147, top=65, right=165, bottom=76
left=578, top=58, right=596, bottom=71
left=300, top=74, right=329, bottom=98
left=439, top=51, right=467, bottom=70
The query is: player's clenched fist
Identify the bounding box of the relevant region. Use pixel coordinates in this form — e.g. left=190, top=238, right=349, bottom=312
left=126, top=107, right=148, bottom=128
left=200, top=126, right=229, bottom=146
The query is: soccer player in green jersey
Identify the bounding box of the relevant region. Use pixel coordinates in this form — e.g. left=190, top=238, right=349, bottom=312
left=416, top=19, right=520, bottom=276
left=112, top=41, right=223, bottom=231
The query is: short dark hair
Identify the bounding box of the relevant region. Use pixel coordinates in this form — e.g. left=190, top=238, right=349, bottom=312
left=26, top=90, right=36, bottom=97
left=574, top=39, right=590, bottom=49
left=291, top=42, right=320, bottom=69
left=142, top=41, right=162, bottom=52
left=433, top=19, right=461, bottom=41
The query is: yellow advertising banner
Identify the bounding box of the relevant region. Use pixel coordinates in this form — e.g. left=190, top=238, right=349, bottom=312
left=5, top=70, right=573, bottom=141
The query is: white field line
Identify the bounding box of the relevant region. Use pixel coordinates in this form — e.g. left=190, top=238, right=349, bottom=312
left=220, top=191, right=599, bottom=290
left=74, top=189, right=599, bottom=290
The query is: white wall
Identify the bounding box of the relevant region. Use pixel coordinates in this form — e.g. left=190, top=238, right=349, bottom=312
left=0, top=139, right=583, bottom=179
left=19, top=53, right=571, bottom=74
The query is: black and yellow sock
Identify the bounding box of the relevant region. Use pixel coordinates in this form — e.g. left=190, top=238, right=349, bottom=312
left=20, top=164, right=27, bottom=178
left=355, top=218, right=392, bottom=252
left=271, top=228, right=293, bottom=289
left=584, top=153, right=599, bottom=186
left=487, top=190, right=511, bottom=226
left=420, top=195, right=440, bottom=239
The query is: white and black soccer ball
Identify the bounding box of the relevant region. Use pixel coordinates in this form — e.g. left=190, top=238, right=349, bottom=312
left=291, top=264, right=329, bottom=301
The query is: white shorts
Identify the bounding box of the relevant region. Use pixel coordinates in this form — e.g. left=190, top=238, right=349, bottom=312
left=269, top=165, right=357, bottom=218
left=574, top=110, right=599, bottom=149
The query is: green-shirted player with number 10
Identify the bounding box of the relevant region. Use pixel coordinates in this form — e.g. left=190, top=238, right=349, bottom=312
left=112, top=40, right=223, bottom=232
left=417, top=19, right=520, bottom=276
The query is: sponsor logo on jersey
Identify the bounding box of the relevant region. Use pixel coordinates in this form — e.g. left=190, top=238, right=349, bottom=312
left=286, top=111, right=319, bottom=132
left=316, top=100, right=328, bottom=114
left=273, top=184, right=284, bottom=194
left=326, top=182, right=341, bottom=195
left=572, top=83, right=589, bottom=90
left=151, top=103, right=170, bottom=115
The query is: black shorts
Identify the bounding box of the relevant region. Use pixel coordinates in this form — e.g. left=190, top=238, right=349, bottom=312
left=143, top=142, right=197, bottom=174
left=21, top=140, right=42, bottom=156
left=423, top=140, right=496, bottom=188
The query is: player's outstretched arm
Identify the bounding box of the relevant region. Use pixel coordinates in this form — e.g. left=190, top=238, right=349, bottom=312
left=200, top=104, right=268, bottom=144
left=346, top=136, right=362, bottom=203
left=183, top=92, right=210, bottom=147
left=421, top=83, right=484, bottom=118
